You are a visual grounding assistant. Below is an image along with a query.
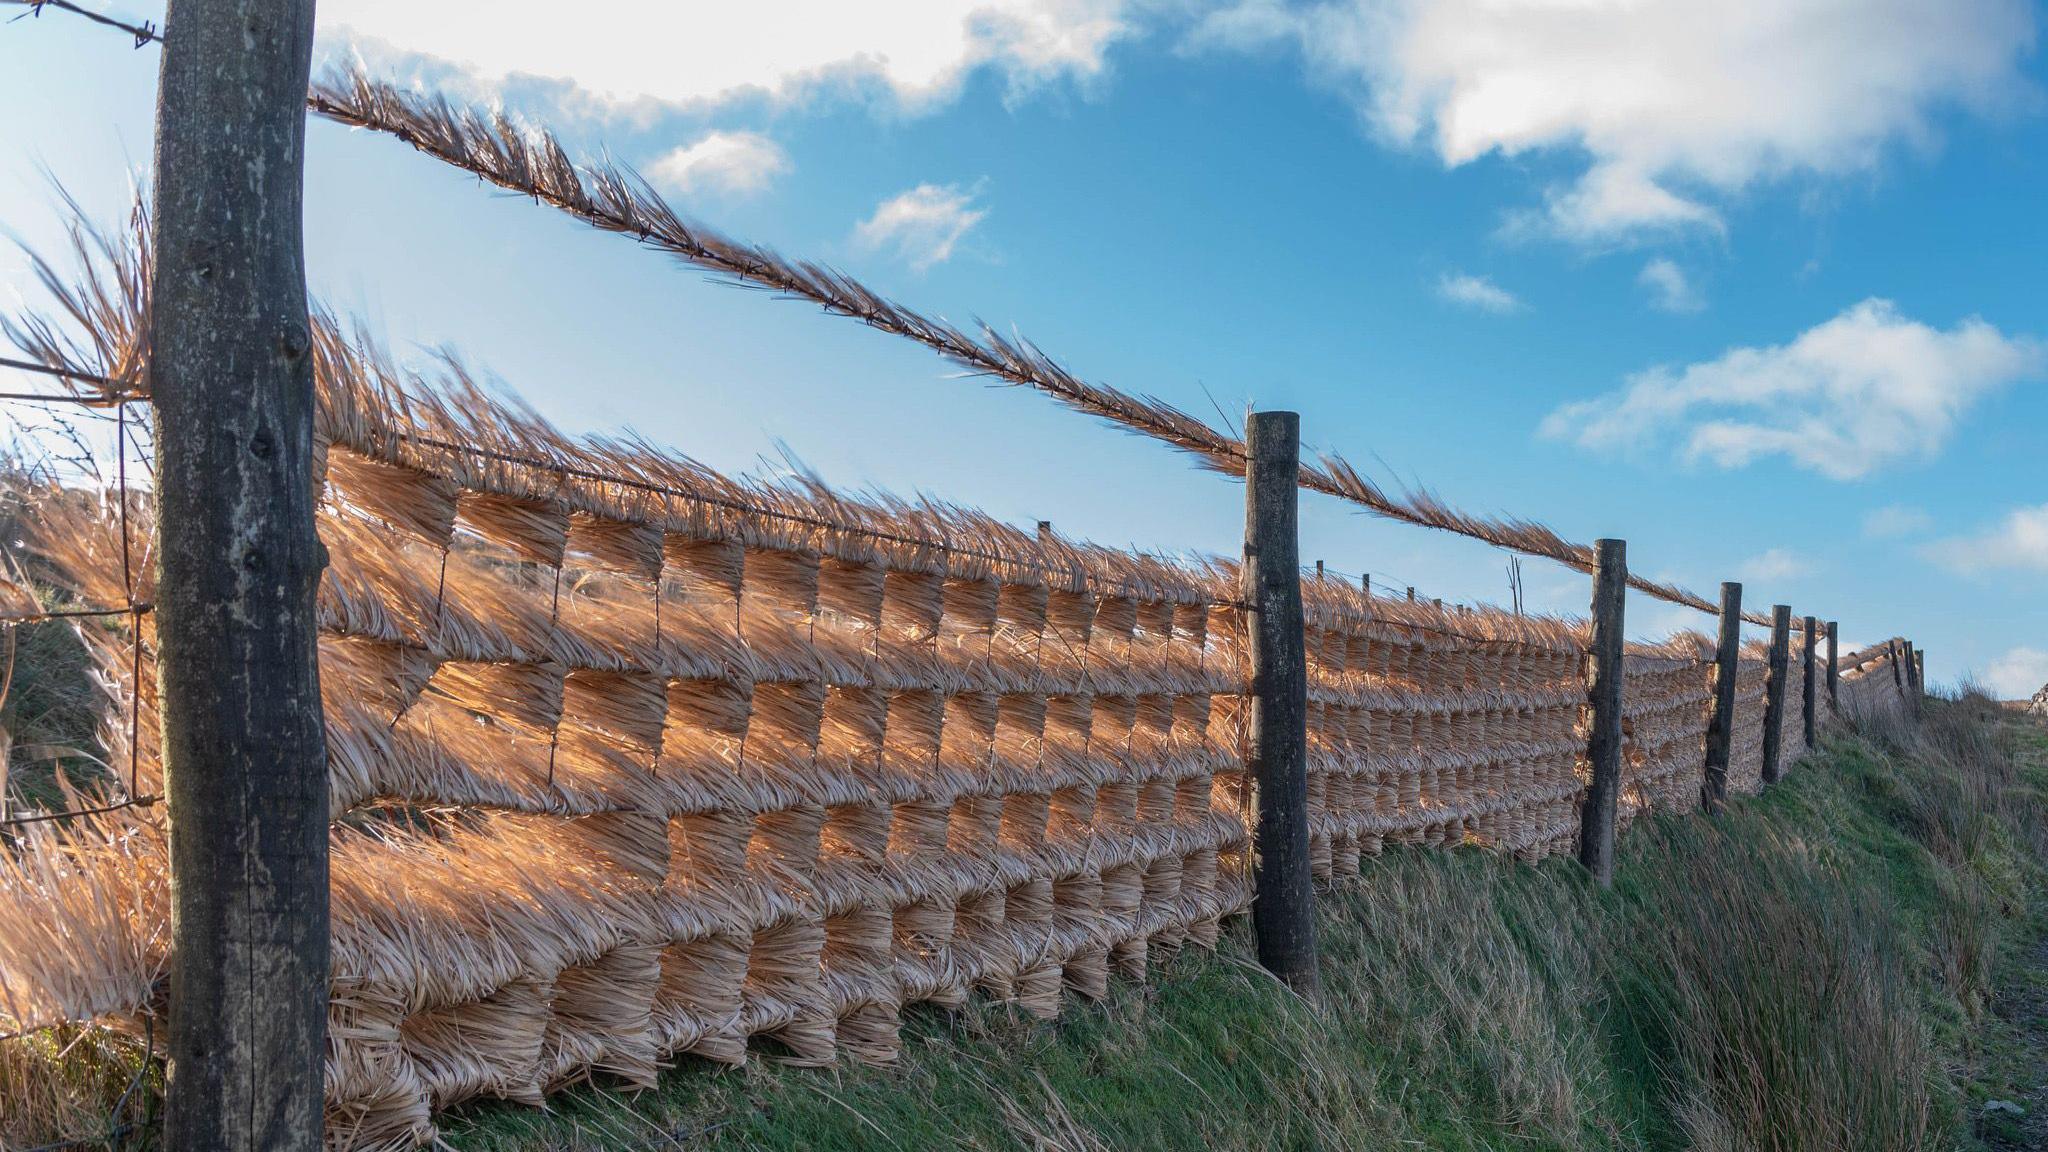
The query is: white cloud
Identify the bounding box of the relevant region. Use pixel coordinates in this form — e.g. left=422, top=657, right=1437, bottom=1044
left=1189, top=0, right=2037, bottom=243
left=1861, top=504, right=1934, bottom=539
left=1539, top=300, right=2043, bottom=479
left=1435, top=271, right=1522, bottom=314
left=1932, top=502, right=2048, bottom=575
left=1737, top=547, right=1814, bottom=582
left=647, top=131, right=791, bottom=197
left=317, top=0, right=1133, bottom=115
left=853, top=182, right=989, bottom=270
left=1638, top=258, right=1704, bottom=314
left=1978, top=646, right=2048, bottom=699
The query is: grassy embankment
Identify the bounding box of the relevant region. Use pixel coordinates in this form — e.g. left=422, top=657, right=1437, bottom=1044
left=4, top=638, right=2043, bottom=1150
left=442, top=694, right=2048, bottom=1152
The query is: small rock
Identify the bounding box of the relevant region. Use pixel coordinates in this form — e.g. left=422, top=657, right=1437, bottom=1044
left=1983, top=1099, right=2026, bottom=1118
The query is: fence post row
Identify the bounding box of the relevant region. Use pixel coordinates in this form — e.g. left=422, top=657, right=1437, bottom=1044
left=1579, top=539, right=1626, bottom=888
left=1825, top=620, right=1839, bottom=708
left=1801, top=614, right=1817, bottom=746
left=150, top=2, right=330, bottom=1150
left=1761, top=605, right=1791, bottom=785
left=1242, top=410, right=1320, bottom=997
left=1702, top=581, right=1742, bottom=815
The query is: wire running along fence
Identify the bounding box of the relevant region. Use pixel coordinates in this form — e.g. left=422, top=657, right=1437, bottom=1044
left=0, top=7, right=1922, bottom=1149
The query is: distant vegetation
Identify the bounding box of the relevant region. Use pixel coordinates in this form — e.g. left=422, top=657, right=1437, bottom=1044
left=437, top=693, right=2047, bottom=1152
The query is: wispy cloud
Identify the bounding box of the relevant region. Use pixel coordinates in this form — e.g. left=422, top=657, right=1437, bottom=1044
left=853, top=182, right=989, bottom=270
left=1540, top=300, right=2043, bottom=479
left=1186, top=0, right=2037, bottom=245
left=1978, top=646, right=2048, bottom=699
left=1929, top=502, right=2048, bottom=575
left=1638, top=258, right=1705, bottom=314
left=1435, top=271, right=1523, bottom=314
left=648, top=131, right=790, bottom=197
left=1861, top=504, right=1934, bottom=539
left=1738, top=547, right=1815, bottom=582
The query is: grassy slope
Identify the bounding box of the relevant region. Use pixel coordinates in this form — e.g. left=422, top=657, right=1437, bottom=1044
left=443, top=699, right=2048, bottom=1152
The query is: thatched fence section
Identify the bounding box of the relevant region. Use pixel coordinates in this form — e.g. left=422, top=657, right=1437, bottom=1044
left=0, top=269, right=1905, bottom=1145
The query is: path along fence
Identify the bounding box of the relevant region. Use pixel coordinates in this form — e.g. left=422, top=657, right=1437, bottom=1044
left=0, top=11, right=1926, bottom=1148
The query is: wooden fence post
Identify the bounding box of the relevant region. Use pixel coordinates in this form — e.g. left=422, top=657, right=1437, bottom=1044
left=1826, top=620, right=1839, bottom=708
left=1889, top=639, right=1904, bottom=692
left=1801, top=615, right=1817, bottom=746
left=1579, top=539, right=1626, bottom=887
left=1702, top=581, right=1742, bottom=814
left=150, top=1, right=328, bottom=1149
left=1761, top=605, right=1791, bottom=785
left=1243, top=410, right=1319, bottom=996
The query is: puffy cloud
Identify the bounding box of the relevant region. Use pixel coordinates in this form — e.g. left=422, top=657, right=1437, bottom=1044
left=647, top=131, right=791, bottom=197
left=853, top=182, right=989, bottom=269
left=1187, top=0, right=2037, bottom=243
left=1539, top=300, right=2042, bottom=479
left=1861, top=504, right=1934, bottom=539
left=1737, top=547, right=1813, bottom=582
left=1638, top=258, right=1704, bottom=314
left=1435, top=271, right=1522, bottom=313
left=317, top=0, right=1133, bottom=114
left=1978, top=646, right=2048, bottom=699
left=1931, top=502, right=2048, bottom=575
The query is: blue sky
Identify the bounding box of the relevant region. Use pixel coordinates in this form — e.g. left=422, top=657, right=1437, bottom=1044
left=2, top=1, right=2044, bottom=692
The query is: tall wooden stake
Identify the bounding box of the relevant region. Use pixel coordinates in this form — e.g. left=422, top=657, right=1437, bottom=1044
left=1579, top=539, right=1626, bottom=887
left=1889, top=639, right=1904, bottom=691
left=151, top=2, right=329, bottom=1149
left=1801, top=615, right=1817, bottom=746
left=1702, top=581, right=1742, bottom=814
left=1825, top=620, right=1839, bottom=708
left=1761, top=605, right=1791, bottom=784
left=1243, top=411, right=1318, bottom=996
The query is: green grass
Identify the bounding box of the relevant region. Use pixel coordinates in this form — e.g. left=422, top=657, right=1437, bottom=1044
left=435, top=695, right=2048, bottom=1152
left=5, top=695, right=2041, bottom=1150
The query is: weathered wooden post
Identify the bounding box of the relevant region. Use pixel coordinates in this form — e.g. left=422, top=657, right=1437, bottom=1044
left=1242, top=411, right=1319, bottom=996
left=1826, top=620, right=1839, bottom=709
left=1761, top=605, right=1791, bottom=784
left=1801, top=615, right=1817, bottom=746
left=1889, top=639, right=1904, bottom=692
left=1579, top=539, right=1626, bottom=887
left=150, top=1, right=328, bottom=1149
left=1702, top=581, right=1742, bottom=814
left=1361, top=573, right=1370, bottom=595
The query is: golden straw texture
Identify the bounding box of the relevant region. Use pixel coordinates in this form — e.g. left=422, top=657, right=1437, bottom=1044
left=0, top=205, right=1884, bottom=1151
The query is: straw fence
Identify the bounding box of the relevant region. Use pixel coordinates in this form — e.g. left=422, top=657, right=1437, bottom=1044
left=0, top=259, right=1910, bottom=1147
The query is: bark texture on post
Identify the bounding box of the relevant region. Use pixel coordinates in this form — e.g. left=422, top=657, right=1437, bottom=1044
left=1826, top=621, right=1839, bottom=708
left=1579, top=539, right=1626, bottom=887
left=1702, top=582, right=1742, bottom=815
left=150, top=2, right=329, bottom=1149
left=1890, top=640, right=1904, bottom=691
left=1801, top=615, right=1817, bottom=746
left=1761, top=605, right=1791, bottom=785
left=1242, top=411, right=1319, bottom=997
